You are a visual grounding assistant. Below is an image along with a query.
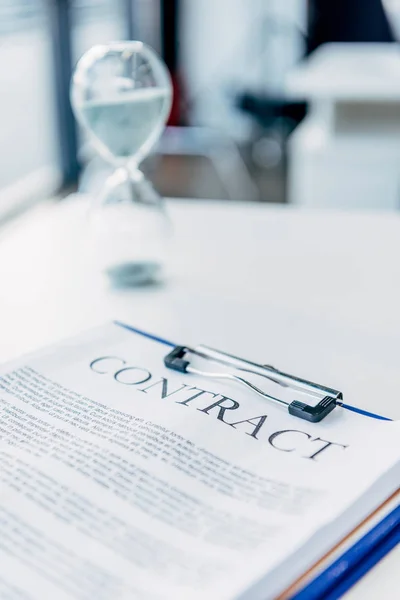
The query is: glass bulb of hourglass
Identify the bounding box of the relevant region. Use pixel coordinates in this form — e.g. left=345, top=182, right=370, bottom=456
left=71, top=41, right=172, bottom=286
left=81, top=86, right=170, bottom=166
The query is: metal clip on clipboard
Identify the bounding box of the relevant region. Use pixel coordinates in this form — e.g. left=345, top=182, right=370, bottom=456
left=164, top=345, right=343, bottom=423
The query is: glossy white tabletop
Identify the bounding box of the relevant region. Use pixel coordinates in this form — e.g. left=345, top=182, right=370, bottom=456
left=0, top=195, right=398, bottom=598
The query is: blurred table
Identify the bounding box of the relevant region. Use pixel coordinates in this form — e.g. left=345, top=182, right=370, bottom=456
left=0, top=195, right=399, bottom=598
left=286, top=43, right=400, bottom=209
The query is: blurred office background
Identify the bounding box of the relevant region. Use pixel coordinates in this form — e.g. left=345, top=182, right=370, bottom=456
left=1, top=0, right=400, bottom=216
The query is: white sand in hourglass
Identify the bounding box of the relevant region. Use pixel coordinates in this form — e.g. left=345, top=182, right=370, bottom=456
left=80, top=87, right=170, bottom=159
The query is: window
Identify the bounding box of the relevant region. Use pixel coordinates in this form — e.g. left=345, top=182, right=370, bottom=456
left=0, top=0, right=131, bottom=219
left=0, top=0, right=60, bottom=217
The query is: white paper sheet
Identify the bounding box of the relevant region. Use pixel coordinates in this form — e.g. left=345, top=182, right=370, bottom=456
left=0, top=323, right=398, bottom=600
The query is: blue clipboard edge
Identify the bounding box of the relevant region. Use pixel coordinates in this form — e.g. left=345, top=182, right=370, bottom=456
left=114, top=320, right=392, bottom=422
left=290, top=501, right=400, bottom=600
left=323, top=523, right=400, bottom=600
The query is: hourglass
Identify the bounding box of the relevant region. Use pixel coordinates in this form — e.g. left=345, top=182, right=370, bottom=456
left=71, top=41, right=172, bottom=286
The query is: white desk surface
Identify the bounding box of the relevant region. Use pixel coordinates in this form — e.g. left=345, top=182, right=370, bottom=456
left=0, top=195, right=399, bottom=598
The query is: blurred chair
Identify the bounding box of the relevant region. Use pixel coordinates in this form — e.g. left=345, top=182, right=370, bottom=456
left=231, top=3, right=307, bottom=200
left=236, top=91, right=306, bottom=171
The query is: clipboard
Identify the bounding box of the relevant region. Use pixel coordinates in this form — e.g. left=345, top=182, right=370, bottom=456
left=114, top=320, right=397, bottom=600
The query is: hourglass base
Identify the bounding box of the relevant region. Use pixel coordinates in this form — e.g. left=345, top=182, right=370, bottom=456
left=106, top=261, right=162, bottom=287
left=91, top=168, right=170, bottom=287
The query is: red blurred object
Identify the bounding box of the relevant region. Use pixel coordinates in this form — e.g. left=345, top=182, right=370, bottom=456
left=168, top=73, right=184, bottom=126
left=161, top=0, right=186, bottom=125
